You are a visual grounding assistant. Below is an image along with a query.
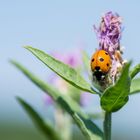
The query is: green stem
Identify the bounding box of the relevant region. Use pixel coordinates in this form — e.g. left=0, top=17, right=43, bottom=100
left=104, top=112, right=112, bottom=140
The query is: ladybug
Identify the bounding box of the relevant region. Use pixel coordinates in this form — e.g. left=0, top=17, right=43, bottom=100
left=91, top=50, right=112, bottom=80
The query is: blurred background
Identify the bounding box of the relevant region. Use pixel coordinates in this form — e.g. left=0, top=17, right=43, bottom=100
left=1, top=0, right=140, bottom=140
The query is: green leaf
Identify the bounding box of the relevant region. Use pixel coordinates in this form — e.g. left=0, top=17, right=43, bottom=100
left=130, top=64, right=140, bottom=79
left=11, top=60, right=84, bottom=116
left=16, top=97, right=61, bottom=140
left=24, top=46, right=96, bottom=94
left=130, top=78, right=140, bottom=95
left=101, top=62, right=131, bottom=112
left=57, top=97, right=103, bottom=140
left=11, top=60, right=103, bottom=140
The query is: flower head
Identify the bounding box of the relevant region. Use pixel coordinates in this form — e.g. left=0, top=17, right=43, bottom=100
left=94, top=11, right=122, bottom=57
left=93, top=11, right=125, bottom=90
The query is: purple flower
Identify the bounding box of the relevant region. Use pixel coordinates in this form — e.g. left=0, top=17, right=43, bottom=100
left=44, top=49, right=83, bottom=106
left=49, top=49, right=83, bottom=92
left=66, top=52, right=81, bottom=68
left=80, top=92, right=93, bottom=107
left=94, top=11, right=122, bottom=57
left=93, top=11, right=125, bottom=88
left=51, top=49, right=82, bottom=68
left=43, top=94, right=53, bottom=106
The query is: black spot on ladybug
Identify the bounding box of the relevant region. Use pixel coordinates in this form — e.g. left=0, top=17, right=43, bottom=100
left=99, top=58, right=104, bottom=62
left=92, top=58, right=94, bottom=62
left=105, top=52, right=108, bottom=55
left=95, top=66, right=100, bottom=71
left=107, top=63, right=109, bottom=67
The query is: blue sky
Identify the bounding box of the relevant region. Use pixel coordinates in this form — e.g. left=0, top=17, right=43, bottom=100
left=1, top=1, right=140, bottom=139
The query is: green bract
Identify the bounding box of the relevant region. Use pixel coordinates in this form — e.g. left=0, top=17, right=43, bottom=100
left=130, top=63, right=140, bottom=79
left=101, top=62, right=131, bottom=112
left=130, top=78, right=140, bottom=95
